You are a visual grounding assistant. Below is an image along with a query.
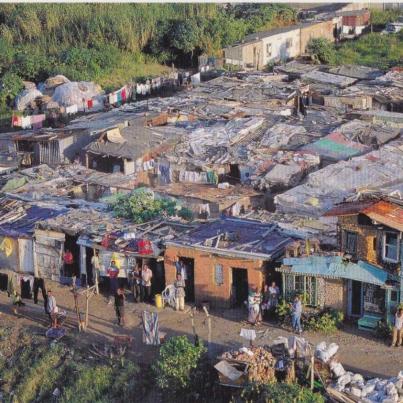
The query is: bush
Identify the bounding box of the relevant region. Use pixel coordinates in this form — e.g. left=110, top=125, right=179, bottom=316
left=307, top=37, right=336, bottom=64
left=152, top=336, right=206, bottom=399
left=275, top=299, right=291, bottom=323
left=109, top=190, right=192, bottom=223
left=304, top=309, right=344, bottom=334
left=241, top=382, right=325, bottom=403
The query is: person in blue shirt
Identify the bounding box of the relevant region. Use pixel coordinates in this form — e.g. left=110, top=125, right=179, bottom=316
left=291, top=295, right=302, bottom=334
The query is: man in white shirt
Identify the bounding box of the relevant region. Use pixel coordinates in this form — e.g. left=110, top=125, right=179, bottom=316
left=391, top=308, right=403, bottom=347
left=91, top=251, right=100, bottom=293
left=46, top=290, right=58, bottom=328
left=141, top=265, right=153, bottom=303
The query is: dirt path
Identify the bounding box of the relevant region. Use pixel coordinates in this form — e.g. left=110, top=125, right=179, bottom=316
left=0, top=282, right=401, bottom=378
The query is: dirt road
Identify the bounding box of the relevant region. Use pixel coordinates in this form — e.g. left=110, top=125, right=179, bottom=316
left=0, top=281, right=401, bottom=379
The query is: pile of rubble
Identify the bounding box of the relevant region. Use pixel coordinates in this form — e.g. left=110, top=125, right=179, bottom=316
left=220, top=346, right=277, bottom=383
left=316, top=342, right=403, bottom=402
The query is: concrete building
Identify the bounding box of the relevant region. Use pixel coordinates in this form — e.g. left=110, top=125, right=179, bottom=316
left=224, top=20, right=336, bottom=69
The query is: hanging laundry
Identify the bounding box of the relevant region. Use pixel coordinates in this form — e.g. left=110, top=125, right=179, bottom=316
left=136, top=84, right=142, bottom=95
left=21, top=116, right=32, bottom=129
left=11, top=114, right=22, bottom=127
left=191, top=73, right=201, bottom=86
left=117, top=91, right=122, bottom=103
left=66, top=104, right=78, bottom=115
left=87, top=99, right=93, bottom=109
left=121, top=88, right=127, bottom=102
left=31, top=114, right=46, bottom=130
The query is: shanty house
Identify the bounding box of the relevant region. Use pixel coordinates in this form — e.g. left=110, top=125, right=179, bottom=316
left=224, top=20, right=335, bottom=69
left=281, top=199, right=403, bottom=331
left=164, top=218, right=293, bottom=308
left=0, top=197, right=65, bottom=294
left=338, top=9, right=371, bottom=38
left=9, top=128, right=96, bottom=167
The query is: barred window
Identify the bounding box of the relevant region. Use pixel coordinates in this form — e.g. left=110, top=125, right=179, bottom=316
left=214, top=264, right=224, bottom=286
left=284, top=274, right=317, bottom=306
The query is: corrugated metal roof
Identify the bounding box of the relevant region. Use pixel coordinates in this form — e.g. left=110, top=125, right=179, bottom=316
left=323, top=200, right=376, bottom=217
left=362, top=201, right=403, bottom=232
left=281, top=255, right=390, bottom=286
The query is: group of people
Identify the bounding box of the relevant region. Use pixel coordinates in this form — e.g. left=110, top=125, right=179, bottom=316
left=247, top=281, right=281, bottom=326
left=247, top=281, right=303, bottom=334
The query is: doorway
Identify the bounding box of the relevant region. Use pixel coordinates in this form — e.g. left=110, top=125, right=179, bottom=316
left=85, top=247, right=94, bottom=286
left=349, top=280, right=363, bottom=317
left=64, top=234, right=80, bottom=278
left=232, top=268, right=248, bottom=307
left=178, top=257, right=195, bottom=302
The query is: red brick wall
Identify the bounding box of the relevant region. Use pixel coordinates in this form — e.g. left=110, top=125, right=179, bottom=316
left=164, top=245, right=264, bottom=308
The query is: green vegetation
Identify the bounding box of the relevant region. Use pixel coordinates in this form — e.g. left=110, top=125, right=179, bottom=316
left=307, top=38, right=336, bottom=64
left=0, top=326, right=148, bottom=403
left=0, top=4, right=296, bottom=112
left=241, top=382, right=325, bottom=403
left=370, top=8, right=403, bottom=27
left=108, top=190, right=193, bottom=223
left=305, top=309, right=344, bottom=334
left=335, top=32, right=403, bottom=70
left=152, top=336, right=208, bottom=400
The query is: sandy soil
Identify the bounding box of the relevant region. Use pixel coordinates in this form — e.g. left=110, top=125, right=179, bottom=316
left=0, top=281, right=402, bottom=379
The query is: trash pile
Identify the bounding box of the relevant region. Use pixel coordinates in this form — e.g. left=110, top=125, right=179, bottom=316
left=220, top=347, right=276, bottom=383
left=315, top=342, right=403, bottom=403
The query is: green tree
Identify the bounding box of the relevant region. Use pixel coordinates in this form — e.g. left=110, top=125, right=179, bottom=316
left=171, top=19, right=201, bottom=65
left=109, top=190, right=192, bottom=223
left=241, top=382, right=325, bottom=403
left=307, top=37, right=336, bottom=64
left=0, top=72, right=23, bottom=111
left=152, top=336, right=206, bottom=398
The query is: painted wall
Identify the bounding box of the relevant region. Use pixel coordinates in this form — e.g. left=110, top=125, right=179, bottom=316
left=300, top=20, right=335, bottom=54
left=261, top=29, right=301, bottom=64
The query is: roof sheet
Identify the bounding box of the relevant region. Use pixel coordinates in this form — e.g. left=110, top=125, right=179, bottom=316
left=323, top=200, right=377, bottom=216
left=362, top=200, right=403, bottom=232
left=281, top=256, right=389, bottom=286
left=168, top=217, right=293, bottom=258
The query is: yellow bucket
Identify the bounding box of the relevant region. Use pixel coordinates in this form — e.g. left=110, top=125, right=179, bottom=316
left=155, top=294, right=163, bottom=309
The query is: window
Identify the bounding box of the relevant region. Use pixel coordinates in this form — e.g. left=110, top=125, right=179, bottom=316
left=286, top=38, right=293, bottom=49
left=284, top=275, right=317, bottom=306
left=266, top=43, right=272, bottom=57
left=343, top=231, right=357, bottom=255
left=383, top=232, right=399, bottom=262
left=214, top=264, right=224, bottom=286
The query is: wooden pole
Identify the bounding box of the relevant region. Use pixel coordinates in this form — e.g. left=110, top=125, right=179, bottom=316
left=310, top=355, right=315, bottom=390
left=73, top=288, right=82, bottom=332
left=203, top=306, right=211, bottom=356
left=85, top=285, right=90, bottom=331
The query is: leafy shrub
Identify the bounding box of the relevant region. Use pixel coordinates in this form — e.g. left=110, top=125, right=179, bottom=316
left=306, top=37, right=336, bottom=64
left=241, top=382, right=325, bottom=403
left=375, top=319, right=392, bottom=339
left=304, top=309, right=344, bottom=334
left=275, top=298, right=291, bottom=323
left=109, top=190, right=192, bottom=223
left=152, top=336, right=206, bottom=399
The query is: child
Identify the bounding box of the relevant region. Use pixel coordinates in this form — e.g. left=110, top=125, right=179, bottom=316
left=114, top=287, right=125, bottom=327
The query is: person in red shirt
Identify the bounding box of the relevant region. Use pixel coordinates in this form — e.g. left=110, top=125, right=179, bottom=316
left=63, top=250, right=74, bottom=277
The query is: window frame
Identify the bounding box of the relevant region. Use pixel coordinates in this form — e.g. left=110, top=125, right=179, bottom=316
left=214, top=263, right=224, bottom=286
left=343, top=230, right=358, bottom=255
left=382, top=231, right=400, bottom=263
left=266, top=43, right=272, bottom=57
left=286, top=38, right=293, bottom=49
left=284, top=274, right=317, bottom=306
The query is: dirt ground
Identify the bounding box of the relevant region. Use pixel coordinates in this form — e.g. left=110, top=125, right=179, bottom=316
left=0, top=281, right=402, bottom=379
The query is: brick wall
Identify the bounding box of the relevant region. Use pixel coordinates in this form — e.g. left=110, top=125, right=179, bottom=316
left=317, top=277, right=347, bottom=312
left=164, top=245, right=264, bottom=308
left=338, top=215, right=378, bottom=265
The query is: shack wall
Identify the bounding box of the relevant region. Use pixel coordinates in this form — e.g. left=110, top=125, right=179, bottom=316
left=300, top=21, right=335, bottom=54
left=164, top=245, right=264, bottom=308
left=261, top=28, right=301, bottom=64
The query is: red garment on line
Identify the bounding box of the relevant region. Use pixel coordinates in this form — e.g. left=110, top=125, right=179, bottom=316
left=87, top=99, right=94, bottom=108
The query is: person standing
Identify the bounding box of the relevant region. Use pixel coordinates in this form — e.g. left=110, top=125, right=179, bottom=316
left=391, top=308, right=403, bottom=347
left=63, top=249, right=74, bottom=277
left=141, top=264, right=153, bottom=303
left=268, top=281, right=280, bottom=309
left=174, top=273, right=186, bottom=312
left=91, top=251, right=100, bottom=293
left=248, top=286, right=262, bottom=325
left=130, top=264, right=142, bottom=303
left=291, top=295, right=302, bottom=334
left=107, top=260, right=119, bottom=304
left=114, top=287, right=125, bottom=327
left=46, top=290, right=58, bottom=328
left=33, top=276, right=46, bottom=305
